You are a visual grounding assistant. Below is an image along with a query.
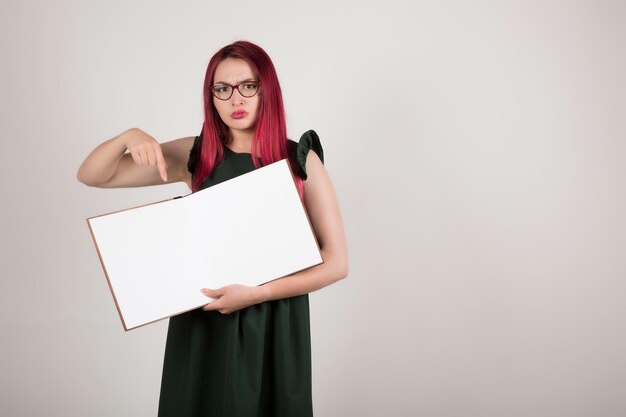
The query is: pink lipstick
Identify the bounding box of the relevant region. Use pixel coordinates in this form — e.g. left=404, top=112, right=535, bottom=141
left=231, top=110, right=248, bottom=119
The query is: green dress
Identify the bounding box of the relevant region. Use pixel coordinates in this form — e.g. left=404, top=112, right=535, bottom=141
left=157, top=130, right=324, bottom=417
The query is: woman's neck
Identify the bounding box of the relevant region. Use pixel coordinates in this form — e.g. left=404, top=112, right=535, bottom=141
left=228, top=128, right=254, bottom=153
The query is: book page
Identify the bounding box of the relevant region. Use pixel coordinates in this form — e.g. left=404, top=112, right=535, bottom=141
left=88, top=198, right=210, bottom=330
left=184, top=159, right=323, bottom=290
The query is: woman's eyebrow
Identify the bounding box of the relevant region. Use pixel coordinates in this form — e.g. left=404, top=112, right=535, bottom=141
left=214, top=78, right=257, bottom=85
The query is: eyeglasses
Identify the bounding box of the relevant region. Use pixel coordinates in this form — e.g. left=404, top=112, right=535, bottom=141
left=211, top=80, right=261, bottom=101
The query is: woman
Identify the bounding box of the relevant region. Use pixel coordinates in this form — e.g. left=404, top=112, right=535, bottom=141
left=77, top=40, right=348, bottom=416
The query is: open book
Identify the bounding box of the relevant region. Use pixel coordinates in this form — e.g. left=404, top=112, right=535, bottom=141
left=86, top=159, right=323, bottom=331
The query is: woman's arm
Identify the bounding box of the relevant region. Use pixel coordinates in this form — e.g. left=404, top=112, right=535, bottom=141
left=202, top=149, right=349, bottom=314
left=76, top=128, right=194, bottom=188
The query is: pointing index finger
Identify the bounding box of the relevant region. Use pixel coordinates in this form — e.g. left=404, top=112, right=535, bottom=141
left=154, top=144, right=168, bottom=182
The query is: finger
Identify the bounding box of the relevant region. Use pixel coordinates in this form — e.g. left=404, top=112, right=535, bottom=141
left=147, top=149, right=154, bottom=166
left=137, top=150, right=146, bottom=165
left=202, top=299, right=221, bottom=311
left=202, top=288, right=224, bottom=298
left=130, top=150, right=141, bottom=165
left=154, top=145, right=168, bottom=182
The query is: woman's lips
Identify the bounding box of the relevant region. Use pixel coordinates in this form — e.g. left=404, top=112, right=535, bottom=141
left=231, top=110, right=248, bottom=119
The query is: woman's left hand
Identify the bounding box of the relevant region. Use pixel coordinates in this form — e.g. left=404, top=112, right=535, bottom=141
left=201, top=284, right=266, bottom=314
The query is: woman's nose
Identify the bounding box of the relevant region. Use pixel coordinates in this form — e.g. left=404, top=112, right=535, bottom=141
left=230, top=89, right=244, bottom=104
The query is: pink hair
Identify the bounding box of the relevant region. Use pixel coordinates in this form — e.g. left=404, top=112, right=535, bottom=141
left=192, top=40, right=304, bottom=198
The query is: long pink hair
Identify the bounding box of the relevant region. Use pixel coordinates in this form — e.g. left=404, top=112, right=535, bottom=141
left=191, top=40, right=304, bottom=198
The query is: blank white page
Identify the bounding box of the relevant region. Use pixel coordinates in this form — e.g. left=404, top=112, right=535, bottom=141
left=184, top=159, right=323, bottom=290
left=88, top=198, right=211, bottom=330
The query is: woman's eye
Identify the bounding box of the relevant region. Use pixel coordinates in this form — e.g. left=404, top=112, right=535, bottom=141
left=243, top=83, right=257, bottom=90
left=214, top=85, right=229, bottom=93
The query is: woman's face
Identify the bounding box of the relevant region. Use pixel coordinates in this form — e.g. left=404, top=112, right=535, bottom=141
left=212, top=57, right=261, bottom=137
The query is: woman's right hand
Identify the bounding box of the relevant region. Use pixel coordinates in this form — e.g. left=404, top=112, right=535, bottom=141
left=124, top=129, right=169, bottom=182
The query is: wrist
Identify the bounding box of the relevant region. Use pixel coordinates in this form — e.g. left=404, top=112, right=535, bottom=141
left=119, top=127, right=144, bottom=147
left=256, top=284, right=272, bottom=304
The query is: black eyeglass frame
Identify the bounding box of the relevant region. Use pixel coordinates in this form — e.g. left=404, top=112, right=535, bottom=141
left=210, top=80, right=261, bottom=101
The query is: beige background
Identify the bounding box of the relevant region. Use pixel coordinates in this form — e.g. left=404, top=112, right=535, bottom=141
left=1, top=0, right=625, bottom=416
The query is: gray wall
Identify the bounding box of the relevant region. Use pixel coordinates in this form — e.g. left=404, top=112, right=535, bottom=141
left=1, top=0, right=625, bottom=416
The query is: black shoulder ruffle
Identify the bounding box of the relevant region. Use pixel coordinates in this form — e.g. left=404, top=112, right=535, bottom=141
left=292, top=129, right=323, bottom=180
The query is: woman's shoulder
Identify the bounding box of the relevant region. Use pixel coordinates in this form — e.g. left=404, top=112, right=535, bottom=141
left=288, top=129, right=324, bottom=180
